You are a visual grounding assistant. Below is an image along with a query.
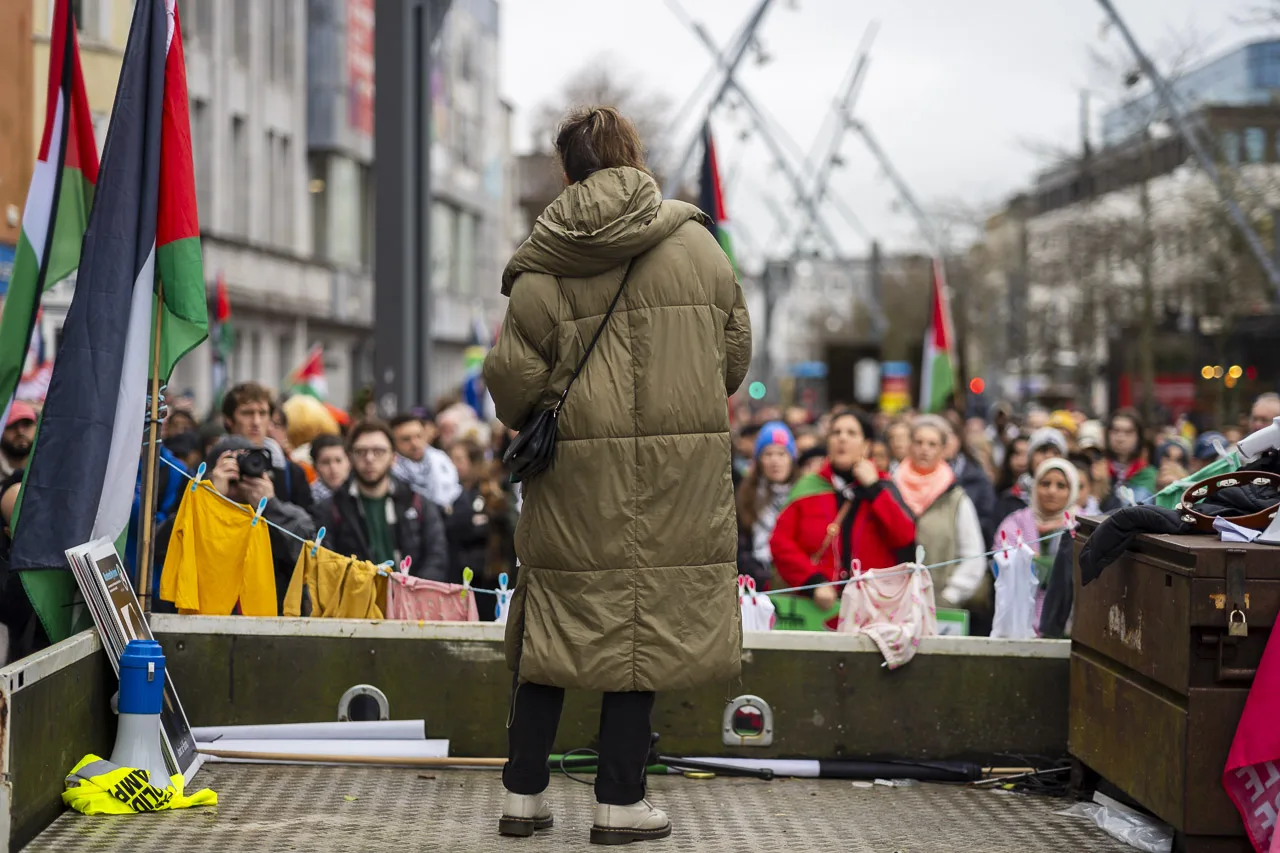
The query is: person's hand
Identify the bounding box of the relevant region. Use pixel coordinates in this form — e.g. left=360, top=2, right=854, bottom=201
left=814, top=584, right=838, bottom=611
left=852, top=459, right=879, bottom=488
left=239, top=473, right=276, bottom=506
left=1157, top=459, right=1188, bottom=489
left=208, top=451, right=239, bottom=497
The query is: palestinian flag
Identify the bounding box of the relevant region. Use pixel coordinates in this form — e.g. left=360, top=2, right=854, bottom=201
left=920, top=258, right=956, bottom=414
left=11, top=0, right=208, bottom=642
left=0, top=0, right=99, bottom=427
left=210, top=270, right=233, bottom=406
left=285, top=344, right=327, bottom=399
left=698, top=123, right=736, bottom=275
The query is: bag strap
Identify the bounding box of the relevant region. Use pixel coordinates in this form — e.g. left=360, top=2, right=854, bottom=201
left=554, top=259, right=634, bottom=413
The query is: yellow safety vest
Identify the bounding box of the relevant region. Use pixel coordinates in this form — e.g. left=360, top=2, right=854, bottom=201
left=62, top=754, right=218, bottom=815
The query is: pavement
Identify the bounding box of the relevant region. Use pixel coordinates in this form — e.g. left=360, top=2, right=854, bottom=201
left=25, top=763, right=1140, bottom=852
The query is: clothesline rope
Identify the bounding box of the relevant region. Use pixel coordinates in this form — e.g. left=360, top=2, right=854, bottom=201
left=157, top=454, right=507, bottom=595
left=758, top=529, right=1070, bottom=597
left=160, top=454, right=1069, bottom=601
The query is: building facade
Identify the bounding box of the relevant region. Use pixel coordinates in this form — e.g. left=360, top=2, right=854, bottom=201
left=1103, top=40, right=1280, bottom=146
left=176, top=0, right=369, bottom=412
left=975, top=103, right=1280, bottom=415
left=424, top=0, right=512, bottom=400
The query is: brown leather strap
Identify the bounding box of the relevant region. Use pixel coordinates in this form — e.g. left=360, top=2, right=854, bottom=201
left=811, top=500, right=852, bottom=565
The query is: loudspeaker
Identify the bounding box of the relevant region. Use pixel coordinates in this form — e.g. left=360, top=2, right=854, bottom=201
left=109, top=639, right=171, bottom=787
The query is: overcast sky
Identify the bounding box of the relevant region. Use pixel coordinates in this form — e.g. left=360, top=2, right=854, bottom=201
left=499, top=0, right=1272, bottom=267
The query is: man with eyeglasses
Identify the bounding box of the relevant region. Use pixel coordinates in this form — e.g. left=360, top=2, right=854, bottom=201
left=314, top=420, right=449, bottom=580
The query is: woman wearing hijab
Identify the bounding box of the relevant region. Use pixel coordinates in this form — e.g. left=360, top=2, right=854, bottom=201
left=893, top=416, right=987, bottom=610
left=736, top=422, right=798, bottom=588
left=995, top=458, right=1080, bottom=632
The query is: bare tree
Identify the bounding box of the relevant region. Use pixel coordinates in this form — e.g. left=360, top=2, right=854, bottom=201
left=530, top=57, right=672, bottom=160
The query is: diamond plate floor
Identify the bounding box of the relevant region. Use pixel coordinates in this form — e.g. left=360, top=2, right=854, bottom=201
left=25, top=764, right=1136, bottom=853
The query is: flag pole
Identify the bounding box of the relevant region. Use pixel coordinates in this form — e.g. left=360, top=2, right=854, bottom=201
left=136, top=280, right=165, bottom=614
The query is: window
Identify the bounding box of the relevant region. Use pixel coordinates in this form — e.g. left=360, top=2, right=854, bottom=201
left=68, top=0, right=102, bottom=39
left=91, top=111, right=109, bottom=158
left=456, top=212, right=477, bottom=295
left=186, top=0, right=212, bottom=48
left=234, top=0, right=250, bottom=66
left=268, top=2, right=281, bottom=82
left=1245, top=127, right=1266, bottom=164
left=231, top=117, right=248, bottom=237
left=265, top=131, right=276, bottom=243
left=1221, top=130, right=1242, bottom=167
left=192, top=100, right=211, bottom=218
left=282, top=0, right=295, bottom=82
left=279, top=136, right=292, bottom=247
left=309, top=155, right=328, bottom=261
left=431, top=203, right=457, bottom=290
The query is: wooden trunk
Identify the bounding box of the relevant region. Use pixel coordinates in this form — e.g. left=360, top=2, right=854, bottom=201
left=1070, top=522, right=1280, bottom=853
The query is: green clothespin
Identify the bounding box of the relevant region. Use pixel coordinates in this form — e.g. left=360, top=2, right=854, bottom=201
left=461, top=567, right=474, bottom=600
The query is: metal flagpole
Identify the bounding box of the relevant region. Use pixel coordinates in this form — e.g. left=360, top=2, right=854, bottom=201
left=136, top=280, right=165, bottom=614
left=1095, top=0, right=1280, bottom=303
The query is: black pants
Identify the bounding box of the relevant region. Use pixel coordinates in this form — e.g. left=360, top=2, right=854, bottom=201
left=503, top=681, right=656, bottom=806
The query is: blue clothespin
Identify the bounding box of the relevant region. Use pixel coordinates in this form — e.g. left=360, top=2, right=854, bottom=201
left=190, top=462, right=207, bottom=492
left=250, top=497, right=268, bottom=526
left=495, top=573, right=510, bottom=621
left=311, top=526, right=326, bottom=557
left=378, top=560, right=395, bottom=569
left=461, top=567, right=474, bottom=600
left=915, top=545, right=926, bottom=566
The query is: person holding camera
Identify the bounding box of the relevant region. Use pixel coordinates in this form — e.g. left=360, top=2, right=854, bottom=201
left=221, top=382, right=313, bottom=511
left=154, top=435, right=316, bottom=614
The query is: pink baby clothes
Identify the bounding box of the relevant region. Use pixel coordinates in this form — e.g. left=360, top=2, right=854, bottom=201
left=836, top=563, right=938, bottom=669
left=385, top=573, right=479, bottom=622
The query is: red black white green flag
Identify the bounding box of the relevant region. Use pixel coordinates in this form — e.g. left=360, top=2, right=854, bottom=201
left=0, top=0, right=99, bottom=426
left=11, top=0, right=208, bottom=642
left=698, top=123, right=737, bottom=275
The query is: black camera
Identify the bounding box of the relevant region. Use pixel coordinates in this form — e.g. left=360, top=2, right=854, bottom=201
left=237, top=448, right=273, bottom=479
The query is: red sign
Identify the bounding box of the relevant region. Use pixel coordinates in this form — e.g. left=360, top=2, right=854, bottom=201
left=347, top=0, right=375, bottom=138
left=1118, top=374, right=1197, bottom=417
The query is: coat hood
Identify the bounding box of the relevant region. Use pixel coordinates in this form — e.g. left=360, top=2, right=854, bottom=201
left=501, top=166, right=708, bottom=295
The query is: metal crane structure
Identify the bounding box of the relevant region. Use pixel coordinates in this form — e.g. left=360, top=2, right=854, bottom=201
left=1094, top=0, right=1280, bottom=303
left=663, top=0, right=844, bottom=255
left=790, top=21, right=879, bottom=257
left=660, top=0, right=777, bottom=199
left=847, top=118, right=943, bottom=256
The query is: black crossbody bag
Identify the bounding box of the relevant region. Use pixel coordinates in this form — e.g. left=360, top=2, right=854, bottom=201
left=502, top=260, right=633, bottom=483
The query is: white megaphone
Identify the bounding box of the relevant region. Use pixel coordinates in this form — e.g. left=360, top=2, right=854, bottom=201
left=109, top=639, right=172, bottom=788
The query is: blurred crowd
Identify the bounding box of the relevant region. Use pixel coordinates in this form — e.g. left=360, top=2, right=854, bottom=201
left=732, top=394, right=1271, bottom=637
left=1, top=380, right=1275, bottom=641
left=1, top=382, right=523, bottom=624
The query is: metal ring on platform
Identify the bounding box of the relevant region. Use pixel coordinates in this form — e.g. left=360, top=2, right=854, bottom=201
left=723, top=695, right=774, bottom=747
left=338, top=684, right=390, bottom=722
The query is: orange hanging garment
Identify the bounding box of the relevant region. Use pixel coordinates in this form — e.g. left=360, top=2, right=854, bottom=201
left=159, top=483, right=278, bottom=616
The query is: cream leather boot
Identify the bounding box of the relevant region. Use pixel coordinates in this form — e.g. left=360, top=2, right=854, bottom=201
left=590, top=799, right=672, bottom=845
left=498, top=791, right=553, bottom=837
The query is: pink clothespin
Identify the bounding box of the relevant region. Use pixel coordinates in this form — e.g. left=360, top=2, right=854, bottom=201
left=1064, top=512, right=1077, bottom=539
left=744, top=576, right=758, bottom=604
left=850, top=558, right=863, bottom=587
left=999, top=530, right=1010, bottom=560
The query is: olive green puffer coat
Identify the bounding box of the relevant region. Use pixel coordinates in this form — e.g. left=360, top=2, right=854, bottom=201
left=483, top=166, right=752, bottom=693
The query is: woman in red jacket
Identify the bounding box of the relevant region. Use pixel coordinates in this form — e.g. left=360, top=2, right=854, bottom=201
left=770, top=409, right=917, bottom=612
